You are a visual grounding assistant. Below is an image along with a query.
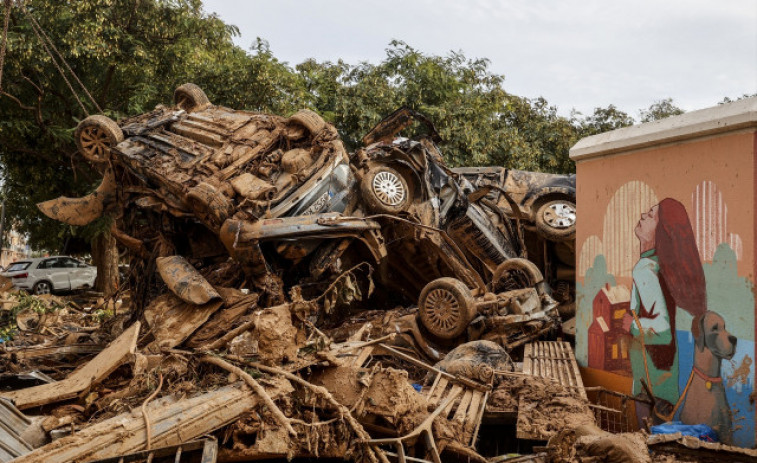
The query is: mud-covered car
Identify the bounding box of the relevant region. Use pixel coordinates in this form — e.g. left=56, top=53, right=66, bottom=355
left=453, top=166, right=576, bottom=242
left=38, top=87, right=558, bottom=347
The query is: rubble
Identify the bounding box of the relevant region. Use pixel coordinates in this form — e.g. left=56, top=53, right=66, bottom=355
left=0, top=88, right=738, bottom=462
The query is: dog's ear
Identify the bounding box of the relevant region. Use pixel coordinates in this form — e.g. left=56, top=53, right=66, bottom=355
left=692, top=314, right=706, bottom=352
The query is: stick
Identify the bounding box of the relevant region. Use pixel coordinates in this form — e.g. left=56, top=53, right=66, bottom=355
left=140, top=371, right=163, bottom=451
left=242, top=359, right=390, bottom=463
left=200, top=355, right=297, bottom=437
left=203, top=319, right=256, bottom=351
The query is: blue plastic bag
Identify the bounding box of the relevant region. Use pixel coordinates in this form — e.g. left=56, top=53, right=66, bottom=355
left=650, top=421, right=719, bottom=443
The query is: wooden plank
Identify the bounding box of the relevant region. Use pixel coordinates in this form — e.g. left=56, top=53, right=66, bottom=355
left=442, top=385, right=464, bottom=416
left=13, top=385, right=255, bottom=463
left=425, top=373, right=442, bottom=400
left=427, top=378, right=448, bottom=405
left=521, top=341, right=586, bottom=400
left=1, top=323, right=141, bottom=410
left=565, top=342, right=587, bottom=399
left=465, top=391, right=483, bottom=441
left=352, top=345, right=374, bottom=368
left=522, top=344, right=532, bottom=375
left=470, top=390, right=488, bottom=446
left=453, top=390, right=473, bottom=423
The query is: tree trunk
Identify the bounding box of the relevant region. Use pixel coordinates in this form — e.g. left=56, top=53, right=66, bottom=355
left=92, top=232, right=119, bottom=296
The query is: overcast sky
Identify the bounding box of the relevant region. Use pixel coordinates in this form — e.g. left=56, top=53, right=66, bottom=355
left=202, top=0, right=757, bottom=118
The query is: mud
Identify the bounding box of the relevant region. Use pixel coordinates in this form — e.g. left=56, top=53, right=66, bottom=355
left=2, top=92, right=725, bottom=463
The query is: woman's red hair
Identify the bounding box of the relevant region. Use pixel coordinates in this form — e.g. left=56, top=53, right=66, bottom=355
left=655, top=198, right=706, bottom=317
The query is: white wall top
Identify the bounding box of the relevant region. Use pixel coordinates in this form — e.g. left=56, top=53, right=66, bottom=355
left=570, top=96, right=757, bottom=161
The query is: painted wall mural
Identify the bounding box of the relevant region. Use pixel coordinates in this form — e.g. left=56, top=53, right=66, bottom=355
left=577, top=180, right=754, bottom=447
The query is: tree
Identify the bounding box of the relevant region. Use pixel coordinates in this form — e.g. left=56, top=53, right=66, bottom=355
left=640, top=98, right=684, bottom=122
left=296, top=41, right=579, bottom=173
left=578, top=104, right=635, bottom=137
left=0, top=0, right=302, bottom=294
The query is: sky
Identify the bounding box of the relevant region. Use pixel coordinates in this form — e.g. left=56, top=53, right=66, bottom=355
left=201, top=0, right=757, bottom=118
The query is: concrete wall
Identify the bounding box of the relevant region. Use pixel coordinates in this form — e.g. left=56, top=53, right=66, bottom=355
left=571, top=97, right=757, bottom=446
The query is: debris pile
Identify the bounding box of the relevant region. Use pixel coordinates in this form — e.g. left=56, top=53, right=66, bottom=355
left=1, top=87, right=749, bottom=462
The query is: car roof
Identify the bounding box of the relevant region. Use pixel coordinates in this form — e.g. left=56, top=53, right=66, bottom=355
left=9, top=256, right=80, bottom=264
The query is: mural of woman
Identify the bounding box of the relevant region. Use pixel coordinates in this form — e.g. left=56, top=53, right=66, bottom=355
left=621, top=198, right=707, bottom=420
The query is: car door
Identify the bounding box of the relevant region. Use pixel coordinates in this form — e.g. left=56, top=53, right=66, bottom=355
left=52, top=258, right=76, bottom=290
left=37, top=258, right=70, bottom=290
left=67, top=258, right=94, bottom=289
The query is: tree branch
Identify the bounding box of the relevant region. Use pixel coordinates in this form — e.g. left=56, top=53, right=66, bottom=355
left=0, top=91, right=35, bottom=111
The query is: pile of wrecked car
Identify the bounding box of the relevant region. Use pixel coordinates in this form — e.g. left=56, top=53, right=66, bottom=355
left=2, top=85, right=752, bottom=463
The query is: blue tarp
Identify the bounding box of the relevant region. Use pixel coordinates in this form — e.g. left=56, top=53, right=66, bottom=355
left=650, top=421, right=719, bottom=443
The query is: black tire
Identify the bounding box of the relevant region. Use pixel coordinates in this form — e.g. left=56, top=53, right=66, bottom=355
left=418, top=278, right=477, bottom=340
left=288, top=109, right=327, bottom=134
left=186, top=182, right=233, bottom=228
left=174, top=83, right=210, bottom=112
left=491, top=258, right=543, bottom=293
left=32, top=280, right=53, bottom=295
left=360, top=165, right=412, bottom=214
left=75, top=115, right=123, bottom=163
left=535, top=199, right=576, bottom=242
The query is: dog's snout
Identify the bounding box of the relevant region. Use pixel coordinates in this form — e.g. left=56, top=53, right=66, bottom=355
left=729, top=335, right=737, bottom=347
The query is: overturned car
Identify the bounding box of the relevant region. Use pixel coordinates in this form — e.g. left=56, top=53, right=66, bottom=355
left=39, top=84, right=559, bottom=350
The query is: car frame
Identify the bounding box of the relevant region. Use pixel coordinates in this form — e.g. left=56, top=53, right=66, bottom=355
left=38, top=89, right=558, bottom=347
left=452, top=166, right=576, bottom=242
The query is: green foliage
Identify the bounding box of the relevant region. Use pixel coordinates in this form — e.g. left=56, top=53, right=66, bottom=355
left=297, top=41, right=581, bottom=173
left=0, top=291, right=70, bottom=340
left=0, top=1, right=683, bottom=252
left=0, top=0, right=276, bottom=251
left=577, top=104, right=634, bottom=137
left=640, top=98, right=684, bottom=122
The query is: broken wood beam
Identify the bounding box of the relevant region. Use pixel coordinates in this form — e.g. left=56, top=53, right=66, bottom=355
left=11, top=384, right=257, bottom=463
left=0, top=322, right=140, bottom=410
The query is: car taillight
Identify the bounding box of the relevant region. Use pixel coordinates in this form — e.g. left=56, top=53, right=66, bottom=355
left=12, top=273, right=28, bottom=279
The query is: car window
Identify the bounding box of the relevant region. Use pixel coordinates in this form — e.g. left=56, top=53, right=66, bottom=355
left=38, top=259, right=57, bottom=269
left=6, top=262, right=31, bottom=272
left=61, top=258, right=78, bottom=268
left=52, top=258, right=69, bottom=269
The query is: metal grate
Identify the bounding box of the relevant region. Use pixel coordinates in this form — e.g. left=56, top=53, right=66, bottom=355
left=585, top=387, right=648, bottom=434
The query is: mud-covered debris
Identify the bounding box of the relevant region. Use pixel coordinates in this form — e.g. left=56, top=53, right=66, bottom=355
left=6, top=88, right=604, bottom=463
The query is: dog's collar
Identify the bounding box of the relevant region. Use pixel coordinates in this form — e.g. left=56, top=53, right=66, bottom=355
left=693, top=366, right=722, bottom=390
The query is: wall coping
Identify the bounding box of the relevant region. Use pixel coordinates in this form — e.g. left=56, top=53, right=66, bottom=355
left=570, top=96, right=757, bottom=161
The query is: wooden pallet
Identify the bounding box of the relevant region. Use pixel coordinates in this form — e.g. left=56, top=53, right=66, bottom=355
left=522, top=341, right=586, bottom=399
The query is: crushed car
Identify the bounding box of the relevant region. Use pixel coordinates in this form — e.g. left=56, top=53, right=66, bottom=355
left=37, top=85, right=559, bottom=351
left=451, top=167, right=576, bottom=243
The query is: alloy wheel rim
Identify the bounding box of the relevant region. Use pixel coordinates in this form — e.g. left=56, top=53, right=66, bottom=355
left=424, top=288, right=461, bottom=334
left=543, top=202, right=576, bottom=228
left=80, top=127, right=111, bottom=161
left=372, top=171, right=406, bottom=206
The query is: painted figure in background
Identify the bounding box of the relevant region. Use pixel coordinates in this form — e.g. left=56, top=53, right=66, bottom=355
left=621, top=198, right=707, bottom=421
left=680, top=309, right=737, bottom=443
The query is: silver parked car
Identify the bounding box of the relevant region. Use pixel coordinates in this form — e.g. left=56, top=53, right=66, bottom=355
left=1, top=256, right=97, bottom=295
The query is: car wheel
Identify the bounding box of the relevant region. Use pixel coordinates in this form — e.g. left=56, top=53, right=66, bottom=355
left=288, top=109, right=327, bottom=135
left=361, top=165, right=412, bottom=214
left=75, top=115, right=124, bottom=163
left=174, top=83, right=211, bottom=112
left=32, top=280, right=52, bottom=295
left=535, top=199, right=576, bottom=242
left=418, top=278, right=477, bottom=340
left=491, top=258, right=543, bottom=293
